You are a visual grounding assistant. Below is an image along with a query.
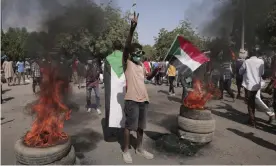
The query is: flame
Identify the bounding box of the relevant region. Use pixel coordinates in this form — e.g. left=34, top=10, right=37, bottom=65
left=24, top=64, right=71, bottom=147
left=183, top=79, right=220, bottom=109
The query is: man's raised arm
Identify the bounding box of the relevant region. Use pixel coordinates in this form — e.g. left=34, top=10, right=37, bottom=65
left=122, top=12, right=139, bottom=69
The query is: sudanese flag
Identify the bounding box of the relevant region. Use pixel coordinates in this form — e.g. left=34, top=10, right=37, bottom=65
left=104, top=50, right=126, bottom=128
left=165, top=35, right=209, bottom=76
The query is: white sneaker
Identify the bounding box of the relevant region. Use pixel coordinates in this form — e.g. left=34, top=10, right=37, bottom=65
left=136, top=149, right=154, bottom=160
left=96, top=108, right=102, bottom=115
left=122, top=151, right=133, bottom=164
left=172, top=93, right=176, bottom=96
left=87, top=108, right=92, bottom=113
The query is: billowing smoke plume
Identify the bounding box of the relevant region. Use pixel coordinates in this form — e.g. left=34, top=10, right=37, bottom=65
left=185, top=0, right=236, bottom=38
left=1, top=0, right=116, bottom=32
left=186, top=0, right=276, bottom=48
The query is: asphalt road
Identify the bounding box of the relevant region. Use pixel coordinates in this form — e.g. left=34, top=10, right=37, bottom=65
left=1, top=81, right=276, bottom=165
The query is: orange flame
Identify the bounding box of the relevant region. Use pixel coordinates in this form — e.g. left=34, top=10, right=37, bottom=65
left=24, top=64, right=71, bottom=147
left=183, top=79, right=221, bottom=109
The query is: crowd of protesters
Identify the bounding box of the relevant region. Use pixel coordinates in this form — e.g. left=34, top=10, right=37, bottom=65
left=1, top=14, right=276, bottom=164
left=206, top=48, right=276, bottom=126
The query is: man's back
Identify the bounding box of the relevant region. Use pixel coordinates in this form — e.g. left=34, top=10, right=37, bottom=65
left=241, top=57, right=264, bottom=91
left=17, top=61, right=24, bottom=73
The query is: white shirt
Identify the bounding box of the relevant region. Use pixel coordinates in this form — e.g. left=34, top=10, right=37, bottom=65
left=239, top=56, right=264, bottom=91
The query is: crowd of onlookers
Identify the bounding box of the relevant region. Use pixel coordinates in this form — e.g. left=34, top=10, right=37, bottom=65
left=205, top=48, right=276, bottom=126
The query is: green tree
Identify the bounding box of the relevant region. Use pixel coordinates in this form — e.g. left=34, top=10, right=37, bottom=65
left=143, top=45, right=156, bottom=60
left=1, top=27, right=28, bottom=60
left=259, top=2, right=276, bottom=49
left=154, top=21, right=207, bottom=60
left=2, top=2, right=140, bottom=61
left=55, top=4, right=139, bottom=60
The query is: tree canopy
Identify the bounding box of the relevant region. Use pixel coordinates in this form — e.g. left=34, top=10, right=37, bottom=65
left=1, top=2, right=138, bottom=62
left=2, top=0, right=276, bottom=62
left=150, top=21, right=207, bottom=61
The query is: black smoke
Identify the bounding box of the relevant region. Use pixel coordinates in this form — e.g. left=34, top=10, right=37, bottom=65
left=1, top=0, right=118, bottom=60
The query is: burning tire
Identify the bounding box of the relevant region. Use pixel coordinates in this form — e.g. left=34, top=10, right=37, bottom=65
left=178, top=129, right=214, bottom=143
left=16, top=146, right=76, bottom=165
left=178, top=116, right=215, bottom=134
left=179, top=105, right=213, bottom=120
left=50, top=146, right=76, bottom=165
left=15, top=138, right=72, bottom=165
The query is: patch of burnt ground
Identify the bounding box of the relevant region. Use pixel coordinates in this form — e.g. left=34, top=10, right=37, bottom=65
left=145, top=131, right=210, bottom=157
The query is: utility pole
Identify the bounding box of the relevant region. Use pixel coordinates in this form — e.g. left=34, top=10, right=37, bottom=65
left=241, top=0, right=245, bottom=50
left=239, top=0, right=247, bottom=59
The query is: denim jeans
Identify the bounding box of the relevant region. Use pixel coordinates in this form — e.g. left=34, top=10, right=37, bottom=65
left=86, top=86, right=100, bottom=108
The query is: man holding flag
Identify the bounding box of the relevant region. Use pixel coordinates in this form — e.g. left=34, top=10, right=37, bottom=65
left=121, top=12, right=161, bottom=163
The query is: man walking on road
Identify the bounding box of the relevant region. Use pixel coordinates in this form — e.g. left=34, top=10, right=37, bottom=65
left=31, top=58, right=41, bottom=94
left=72, top=58, right=80, bottom=88
left=235, top=55, right=247, bottom=99
left=16, top=59, right=25, bottom=85
left=2, top=57, right=15, bottom=86
left=121, top=12, right=159, bottom=164
left=167, top=64, right=176, bottom=96
left=239, top=49, right=265, bottom=127
left=85, top=59, right=101, bottom=115
left=219, top=59, right=235, bottom=101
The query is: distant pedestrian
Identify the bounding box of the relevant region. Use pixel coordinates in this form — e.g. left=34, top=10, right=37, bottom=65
left=72, top=58, right=80, bottom=88
left=219, top=60, right=235, bottom=101
left=16, top=59, right=25, bottom=85
left=167, top=64, right=176, bottom=96
left=31, top=58, right=41, bottom=94
left=2, top=57, right=14, bottom=86
left=25, top=60, right=31, bottom=79
left=85, top=59, right=101, bottom=115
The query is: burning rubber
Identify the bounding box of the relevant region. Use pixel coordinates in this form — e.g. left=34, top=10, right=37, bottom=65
left=177, top=79, right=220, bottom=143
left=14, top=62, right=77, bottom=165
left=14, top=138, right=76, bottom=165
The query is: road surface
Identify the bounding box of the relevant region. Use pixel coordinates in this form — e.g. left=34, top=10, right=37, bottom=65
left=1, top=82, right=276, bottom=164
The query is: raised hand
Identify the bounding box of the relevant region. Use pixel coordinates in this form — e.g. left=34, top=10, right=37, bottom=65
left=131, top=12, right=139, bottom=29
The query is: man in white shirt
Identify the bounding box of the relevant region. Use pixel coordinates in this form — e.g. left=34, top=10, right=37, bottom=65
left=239, top=49, right=264, bottom=127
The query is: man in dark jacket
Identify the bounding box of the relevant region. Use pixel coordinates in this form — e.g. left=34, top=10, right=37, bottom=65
left=86, top=58, right=101, bottom=115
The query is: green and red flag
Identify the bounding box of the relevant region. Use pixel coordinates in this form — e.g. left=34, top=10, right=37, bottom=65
left=164, top=35, right=210, bottom=76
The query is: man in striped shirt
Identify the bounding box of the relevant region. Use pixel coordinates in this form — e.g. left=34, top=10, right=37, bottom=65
left=31, top=58, right=41, bottom=94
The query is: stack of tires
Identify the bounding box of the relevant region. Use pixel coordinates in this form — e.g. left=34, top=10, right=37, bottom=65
left=14, top=138, right=77, bottom=165
left=178, top=105, right=215, bottom=143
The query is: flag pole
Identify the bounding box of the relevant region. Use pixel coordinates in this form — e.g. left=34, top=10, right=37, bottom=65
left=164, top=34, right=179, bottom=62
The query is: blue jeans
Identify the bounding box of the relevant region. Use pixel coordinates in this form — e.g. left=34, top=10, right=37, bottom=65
left=86, top=86, right=100, bottom=108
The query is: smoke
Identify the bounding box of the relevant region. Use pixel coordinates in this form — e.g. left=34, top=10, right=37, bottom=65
left=1, top=0, right=116, bottom=32
left=187, top=0, right=275, bottom=41
left=185, top=0, right=236, bottom=38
